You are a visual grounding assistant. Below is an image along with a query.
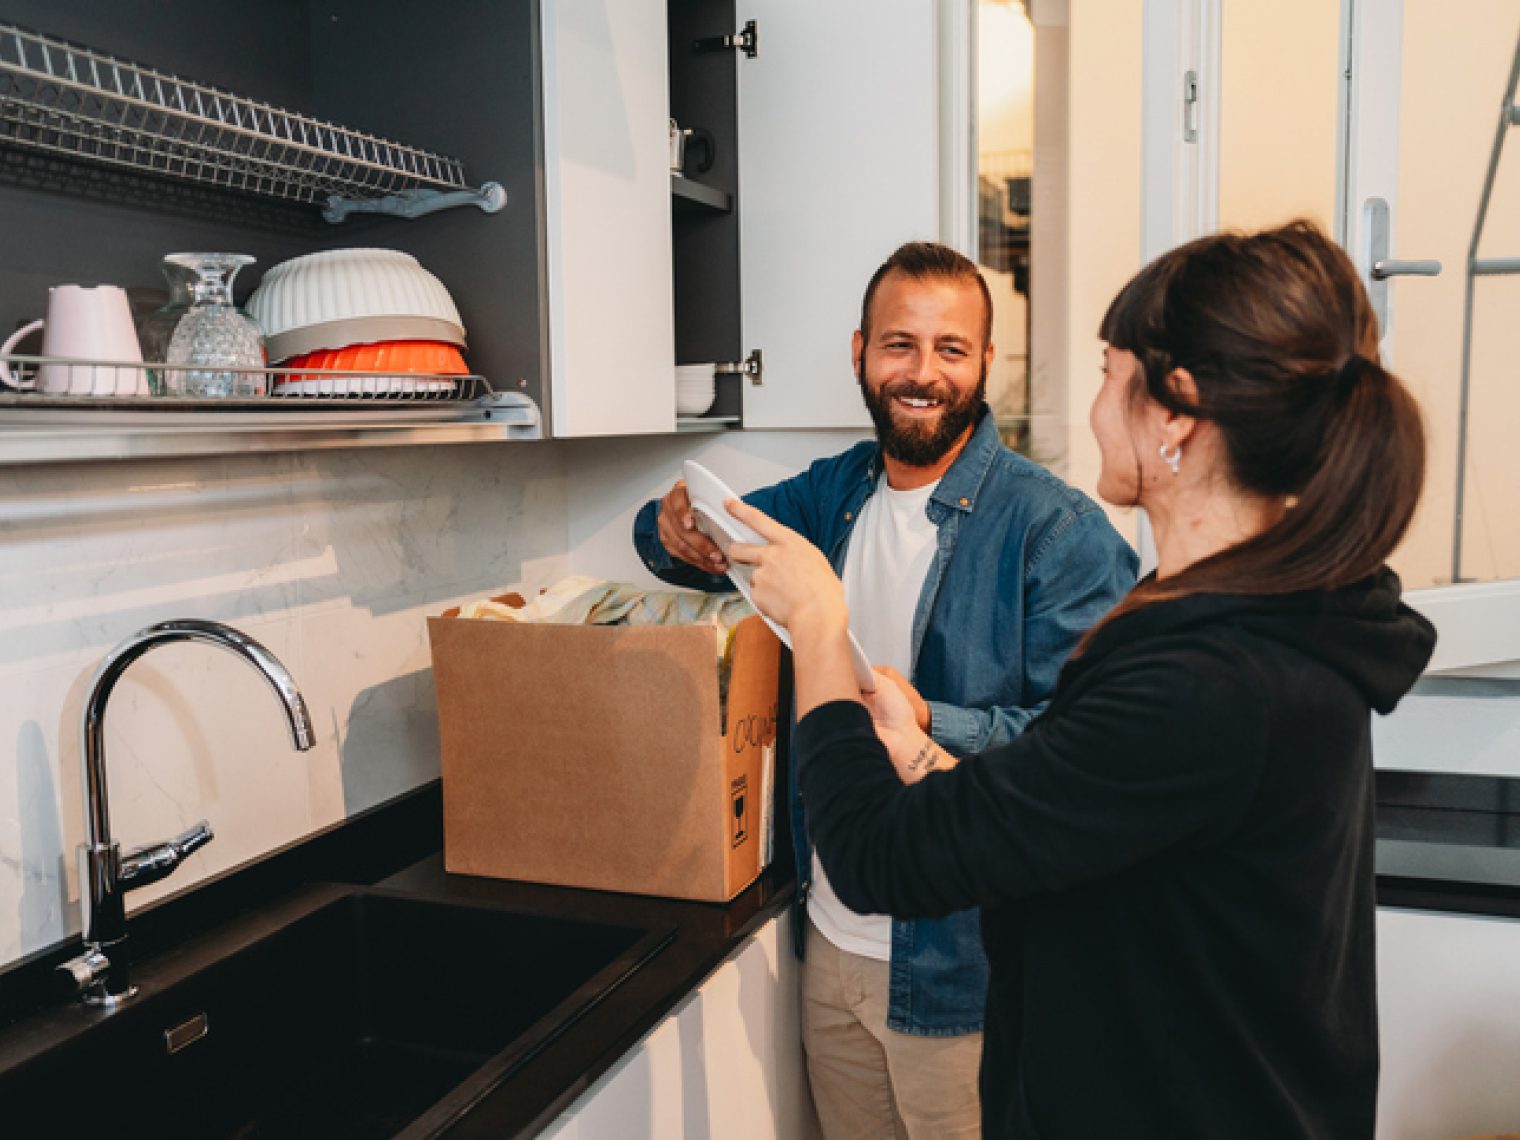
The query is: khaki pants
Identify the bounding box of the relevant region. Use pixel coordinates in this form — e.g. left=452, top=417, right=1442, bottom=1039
left=802, top=917, right=983, bottom=1139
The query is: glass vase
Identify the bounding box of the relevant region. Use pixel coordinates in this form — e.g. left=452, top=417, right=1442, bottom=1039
left=163, top=253, right=266, bottom=398
left=138, top=256, right=199, bottom=396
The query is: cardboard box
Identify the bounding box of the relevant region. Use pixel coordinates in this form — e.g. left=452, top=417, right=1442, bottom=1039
left=427, top=605, right=781, bottom=901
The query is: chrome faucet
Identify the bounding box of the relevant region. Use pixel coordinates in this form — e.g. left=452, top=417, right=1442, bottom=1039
left=56, top=620, right=316, bottom=1006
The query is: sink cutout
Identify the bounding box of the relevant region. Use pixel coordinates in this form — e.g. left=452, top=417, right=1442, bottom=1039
left=0, top=891, right=671, bottom=1137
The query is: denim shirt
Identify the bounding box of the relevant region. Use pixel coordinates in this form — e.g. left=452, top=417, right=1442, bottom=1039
left=632, top=409, right=1138, bottom=1033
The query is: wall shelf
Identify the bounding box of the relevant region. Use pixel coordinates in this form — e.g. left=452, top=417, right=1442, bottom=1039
left=671, top=174, right=731, bottom=214
left=675, top=413, right=740, bottom=433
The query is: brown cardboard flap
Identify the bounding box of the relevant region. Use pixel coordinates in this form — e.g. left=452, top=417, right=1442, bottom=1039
left=719, top=617, right=781, bottom=894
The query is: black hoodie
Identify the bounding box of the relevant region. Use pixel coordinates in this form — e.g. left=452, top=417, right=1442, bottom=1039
left=797, top=568, right=1435, bottom=1139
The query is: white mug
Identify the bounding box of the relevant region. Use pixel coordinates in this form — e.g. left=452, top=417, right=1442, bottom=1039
left=669, top=118, right=715, bottom=177
left=0, top=284, right=147, bottom=396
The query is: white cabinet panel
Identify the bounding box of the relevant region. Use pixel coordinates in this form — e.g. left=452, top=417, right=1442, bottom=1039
left=1376, top=907, right=1520, bottom=1138
left=542, top=0, right=676, bottom=437
left=737, top=1, right=940, bottom=430
left=543, top=912, right=820, bottom=1139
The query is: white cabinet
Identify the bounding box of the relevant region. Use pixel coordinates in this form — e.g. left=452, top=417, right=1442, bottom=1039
left=1376, top=906, right=1520, bottom=1138
left=540, top=0, right=939, bottom=439
left=0, top=2, right=940, bottom=447
left=541, top=912, right=820, bottom=1139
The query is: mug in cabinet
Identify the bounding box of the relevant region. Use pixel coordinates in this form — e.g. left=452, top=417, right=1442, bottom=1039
left=668, top=119, right=716, bottom=177
left=0, top=284, right=147, bottom=396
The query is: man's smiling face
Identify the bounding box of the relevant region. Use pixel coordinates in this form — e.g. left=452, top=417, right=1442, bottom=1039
left=854, top=271, right=991, bottom=469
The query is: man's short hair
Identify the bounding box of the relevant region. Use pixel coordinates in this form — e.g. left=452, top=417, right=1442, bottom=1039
left=858, top=241, right=994, bottom=349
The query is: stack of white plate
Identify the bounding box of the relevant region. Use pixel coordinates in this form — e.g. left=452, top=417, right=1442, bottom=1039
left=675, top=363, right=716, bottom=415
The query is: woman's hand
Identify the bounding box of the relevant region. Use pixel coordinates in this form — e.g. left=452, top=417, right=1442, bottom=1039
left=864, top=672, right=957, bottom=785
left=726, top=498, right=860, bottom=717
left=725, top=499, right=847, bottom=638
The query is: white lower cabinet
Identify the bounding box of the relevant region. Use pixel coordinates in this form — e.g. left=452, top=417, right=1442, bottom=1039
left=1377, top=906, right=1520, bottom=1138
left=542, top=910, right=820, bottom=1139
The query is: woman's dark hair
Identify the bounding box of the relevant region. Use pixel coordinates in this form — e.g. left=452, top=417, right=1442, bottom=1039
left=1092, top=219, right=1425, bottom=626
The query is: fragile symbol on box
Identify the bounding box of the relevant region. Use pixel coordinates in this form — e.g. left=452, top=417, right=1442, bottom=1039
left=731, top=774, right=749, bottom=848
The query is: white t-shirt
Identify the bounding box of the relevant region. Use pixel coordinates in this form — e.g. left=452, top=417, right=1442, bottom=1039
left=807, top=474, right=940, bottom=961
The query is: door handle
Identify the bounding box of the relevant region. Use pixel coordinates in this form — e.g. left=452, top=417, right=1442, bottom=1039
left=1363, top=197, right=1442, bottom=336
left=1372, top=258, right=1442, bottom=279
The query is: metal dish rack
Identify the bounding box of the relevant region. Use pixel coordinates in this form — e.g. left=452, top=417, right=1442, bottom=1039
left=0, top=21, right=505, bottom=223
left=0, top=353, right=542, bottom=465
left=0, top=354, right=494, bottom=405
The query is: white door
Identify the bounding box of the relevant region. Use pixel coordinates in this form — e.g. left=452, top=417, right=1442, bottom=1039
left=541, top=0, right=676, bottom=438
left=736, top=1, right=940, bottom=430
left=1344, top=0, right=1520, bottom=593
left=1178, top=0, right=1520, bottom=672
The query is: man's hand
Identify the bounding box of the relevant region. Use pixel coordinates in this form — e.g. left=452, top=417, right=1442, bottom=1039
left=656, top=479, right=729, bottom=573
left=863, top=674, right=956, bottom=785
left=875, top=666, right=931, bottom=732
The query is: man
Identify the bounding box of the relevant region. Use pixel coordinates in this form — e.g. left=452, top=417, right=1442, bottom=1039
left=633, top=242, right=1137, bottom=1138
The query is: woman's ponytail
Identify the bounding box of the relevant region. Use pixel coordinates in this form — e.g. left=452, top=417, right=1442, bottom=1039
left=1266, top=354, right=1425, bottom=591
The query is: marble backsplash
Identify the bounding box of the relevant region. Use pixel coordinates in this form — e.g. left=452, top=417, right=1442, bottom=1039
left=0, top=442, right=571, bottom=967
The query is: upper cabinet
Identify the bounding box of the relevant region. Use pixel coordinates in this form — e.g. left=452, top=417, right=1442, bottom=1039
left=540, top=0, right=940, bottom=438
left=0, top=1, right=550, bottom=461
left=0, top=1, right=941, bottom=454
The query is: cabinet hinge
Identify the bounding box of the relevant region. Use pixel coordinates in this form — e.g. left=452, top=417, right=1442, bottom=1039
left=1182, top=70, right=1199, bottom=143
left=693, top=19, right=757, bottom=60
left=715, top=348, right=763, bottom=385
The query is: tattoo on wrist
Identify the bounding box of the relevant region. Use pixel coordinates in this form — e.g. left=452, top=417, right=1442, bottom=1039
left=907, top=738, right=940, bottom=774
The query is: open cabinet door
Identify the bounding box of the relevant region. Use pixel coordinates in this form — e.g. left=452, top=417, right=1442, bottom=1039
left=736, top=1, right=940, bottom=430
left=541, top=0, right=675, bottom=437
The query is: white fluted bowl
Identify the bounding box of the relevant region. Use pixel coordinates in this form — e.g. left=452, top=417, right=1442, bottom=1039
left=246, top=248, right=467, bottom=362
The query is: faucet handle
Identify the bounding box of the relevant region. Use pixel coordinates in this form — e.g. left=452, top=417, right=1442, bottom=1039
left=120, top=821, right=214, bottom=891
left=55, top=948, right=111, bottom=996
left=171, top=820, right=214, bottom=858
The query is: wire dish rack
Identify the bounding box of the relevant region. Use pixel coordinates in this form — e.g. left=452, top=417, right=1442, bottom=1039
left=0, top=21, right=505, bottom=222
left=0, top=354, right=492, bottom=406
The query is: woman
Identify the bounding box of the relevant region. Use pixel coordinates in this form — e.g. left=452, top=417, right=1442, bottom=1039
left=727, top=221, right=1435, bottom=1138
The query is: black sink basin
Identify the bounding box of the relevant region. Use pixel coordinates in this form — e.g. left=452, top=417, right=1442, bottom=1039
left=0, top=889, right=671, bottom=1137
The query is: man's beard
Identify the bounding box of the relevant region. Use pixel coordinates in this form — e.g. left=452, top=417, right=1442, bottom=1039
left=858, top=361, right=986, bottom=467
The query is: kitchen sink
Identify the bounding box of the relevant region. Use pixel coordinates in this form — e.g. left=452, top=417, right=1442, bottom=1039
left=0, top=889, right=671, bottom=1137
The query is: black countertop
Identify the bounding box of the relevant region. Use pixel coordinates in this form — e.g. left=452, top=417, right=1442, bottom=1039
left=3, top=770, right=1519, bottom=1138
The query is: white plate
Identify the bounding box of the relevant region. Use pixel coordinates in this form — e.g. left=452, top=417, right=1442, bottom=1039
left=683, top=460, right=876, bottom=693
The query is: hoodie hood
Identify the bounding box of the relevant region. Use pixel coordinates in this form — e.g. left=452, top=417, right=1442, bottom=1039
left=1081, top=567, right=1436, bottom=715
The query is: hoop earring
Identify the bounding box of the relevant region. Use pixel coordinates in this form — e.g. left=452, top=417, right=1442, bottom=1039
left=1159, top=442, right=1181, bottom=475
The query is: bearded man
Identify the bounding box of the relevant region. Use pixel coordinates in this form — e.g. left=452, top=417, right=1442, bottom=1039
left=632, top=241, right=1137, bottom=1139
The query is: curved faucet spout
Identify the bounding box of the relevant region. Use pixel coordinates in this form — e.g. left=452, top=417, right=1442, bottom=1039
left=81, top=620, right=315, bottom=851
left=65, top=619, right=315, bottom=1005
